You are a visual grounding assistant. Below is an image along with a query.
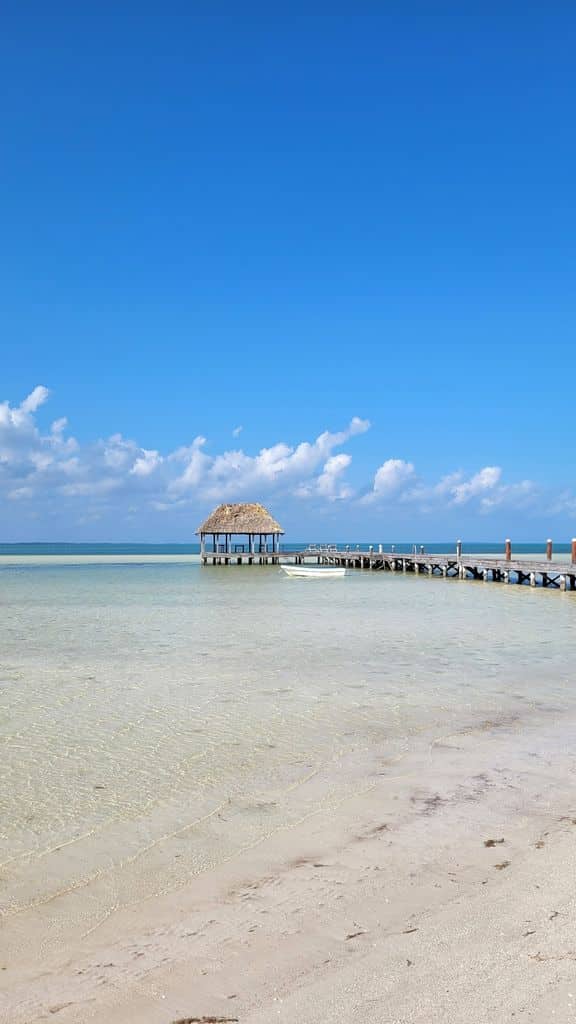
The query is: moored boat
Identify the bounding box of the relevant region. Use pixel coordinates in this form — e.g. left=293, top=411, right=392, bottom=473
left=280, top=563, right=347, bottom=578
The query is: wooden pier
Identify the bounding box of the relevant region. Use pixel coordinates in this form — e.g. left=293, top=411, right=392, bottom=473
left=196, top=507, right=576, bottom=593
left=201, top=546, right=576, bottom=591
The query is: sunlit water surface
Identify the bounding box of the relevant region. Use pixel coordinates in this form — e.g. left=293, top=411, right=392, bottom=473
left=1, top=558, right=575, bottom=954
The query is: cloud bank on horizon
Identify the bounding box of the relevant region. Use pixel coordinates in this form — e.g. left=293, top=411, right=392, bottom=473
left=0, top=386, right=563, bottom=535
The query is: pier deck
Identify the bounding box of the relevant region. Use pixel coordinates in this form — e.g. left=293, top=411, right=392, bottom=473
left=201, top=548, right=576, bottom=590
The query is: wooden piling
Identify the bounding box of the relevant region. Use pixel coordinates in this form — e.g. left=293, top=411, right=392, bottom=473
left=505, top=538, right=512, bottom=561
left=546, top=539, right=553, bottom=561
left=572, top=539, right=576, bottom=564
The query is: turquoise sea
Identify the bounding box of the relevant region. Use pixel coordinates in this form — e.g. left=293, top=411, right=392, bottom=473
left=0, top=541, right=572, bottom=556
left=1, top=549, right=575, bottom=974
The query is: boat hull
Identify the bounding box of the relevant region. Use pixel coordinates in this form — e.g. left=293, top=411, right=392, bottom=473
left=280, top=564, right=347, bottom=578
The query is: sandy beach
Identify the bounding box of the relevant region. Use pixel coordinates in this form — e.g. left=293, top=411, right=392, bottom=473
left=3, top=705, right=576, bottom=1024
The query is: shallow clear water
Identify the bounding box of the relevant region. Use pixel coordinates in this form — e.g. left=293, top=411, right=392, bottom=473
left=1, top=559, right=575, bottom=954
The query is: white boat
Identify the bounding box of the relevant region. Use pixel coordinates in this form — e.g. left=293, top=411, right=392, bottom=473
left=280, top=563, right=347, bottom=578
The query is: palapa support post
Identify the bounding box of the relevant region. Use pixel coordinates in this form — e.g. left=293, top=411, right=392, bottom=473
left=546, top=539, right=553, bottom=561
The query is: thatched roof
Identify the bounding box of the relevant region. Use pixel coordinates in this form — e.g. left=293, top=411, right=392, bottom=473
left=196, top=503, right=284, bottom=535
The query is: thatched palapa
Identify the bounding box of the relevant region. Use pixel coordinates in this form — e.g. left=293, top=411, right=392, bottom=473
left=196, top=502, right=284, bottom=536
left=197, top=503, right=284, bottom=560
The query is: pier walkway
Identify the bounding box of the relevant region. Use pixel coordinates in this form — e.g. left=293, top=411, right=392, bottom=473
left=201, top=547, right=576, bottom=590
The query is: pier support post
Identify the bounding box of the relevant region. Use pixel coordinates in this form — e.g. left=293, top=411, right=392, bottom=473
left=414, top=562, right=420, bottom=574
left=483, top=567, right=489, bottom=581
left=402, top=559, right=407, bottom=573
left=530, top=572, right=536, bottom=587
left=560, top=575, right=567, bottom=592
left=546, top=539, right=553, bottom=561
left=442, top=565, right=447, bottom=577
left=503, top=571, right=509, bottom=584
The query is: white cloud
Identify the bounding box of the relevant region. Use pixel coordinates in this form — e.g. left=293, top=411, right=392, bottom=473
left=362, top=458, right=415, bottom=504
left=130, top=449, right=162, bottom=477
left=298, top=453, right=354, bottom=501
left=20, top=385, right=50, bottom=414
left=317, top=454, right=353, bottom=499
left=51, top=417, right=68, bottom=435
left=168, top=417, right=370, bottom=502
left=168, top=437, right=210, bottom=494
left=451, top=466, right=501, bottom=505
left=232, top=425, right=243, bottom=438
left=361, top=461, right=541, bottom=518
left=0, top=387, right=563, bottom=530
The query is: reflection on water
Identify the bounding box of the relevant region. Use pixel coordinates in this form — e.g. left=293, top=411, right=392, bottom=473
left=1, top=561, right=575, bottom=954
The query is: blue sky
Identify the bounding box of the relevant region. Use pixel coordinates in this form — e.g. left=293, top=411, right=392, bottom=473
left=1, top=6, right=575, bottom=541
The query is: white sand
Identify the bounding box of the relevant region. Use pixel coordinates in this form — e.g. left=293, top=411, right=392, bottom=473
left=3, top=712, right=576, bottom=1024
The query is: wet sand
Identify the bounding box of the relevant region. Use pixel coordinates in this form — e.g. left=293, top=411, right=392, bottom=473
left=3, top=710, right=576, bottom=1024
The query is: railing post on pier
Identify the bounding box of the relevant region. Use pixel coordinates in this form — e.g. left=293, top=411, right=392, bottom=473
left=456, top=539, right=462, bottom=559
left=546, top=539, right=553, bottom=561
left=505, top=538, right=512, bottom=561
left=572, top=539, right=576, bottom=564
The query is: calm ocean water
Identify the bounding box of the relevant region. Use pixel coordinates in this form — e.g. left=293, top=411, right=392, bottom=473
left=0, top=541, right=572, bottom=556
left=1, top=556, right=575, bottom=964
